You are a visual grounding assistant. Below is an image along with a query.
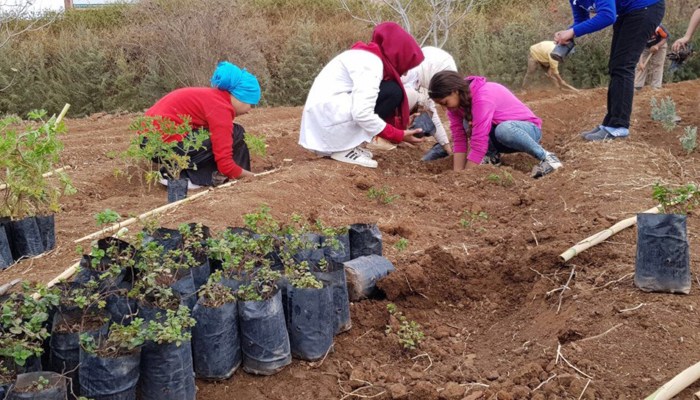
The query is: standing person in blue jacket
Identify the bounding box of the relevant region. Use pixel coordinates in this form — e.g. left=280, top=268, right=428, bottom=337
left=554, top=0, right=665, bottom=141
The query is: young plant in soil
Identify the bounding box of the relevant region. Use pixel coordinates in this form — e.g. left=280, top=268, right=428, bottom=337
left=680, top=126, right=697, bottom=154
left=650, top=96, right=678, bottom=132
left=367, top=186, right=400, bottom=204
left=144, top=306, right=196, bottom=346
left=244, top=133, right=267, bottom=158
left=130, top=243, right=196, bottom=310
left=125, top=115, right=207, bottom=184
left=80, top=318, right=146, bottom=358
left=652, top=183, right=699, bottom=214
left=0, top=282, right=59, bottom=368
left=385, top=303, right=425, bottom=351
left=393, top=238, right=409, bottom=252
left=486, top=171, right=514, bottom=187
left=0, top=110, right=76, bottom=220
left=460, top=210, right=489, bottom=231
left=198, top=271, right=236, bottom=307
left=236, top=263, right=281, bottom=302
left=94, top=209, right=121, bottom=227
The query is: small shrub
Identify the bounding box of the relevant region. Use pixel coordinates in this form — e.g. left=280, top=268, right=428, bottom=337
left=385, top=303, right=424, bottom=351
left=244, top=133, right=267, bottom=157
left=367, top=186, right=400, bottom=204
left=650, top=97, right=678, bottom=132
left=680, top=126, right=697, bottom=154
left=393, top=238, right=409, bottom=252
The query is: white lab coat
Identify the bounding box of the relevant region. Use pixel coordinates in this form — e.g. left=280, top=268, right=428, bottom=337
left=299, top=50, right=389, bottom=154
left=401, top=46, right=457, bottom=147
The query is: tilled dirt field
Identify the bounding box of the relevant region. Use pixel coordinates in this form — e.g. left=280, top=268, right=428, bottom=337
left=2, top=79, right=700, bottom=399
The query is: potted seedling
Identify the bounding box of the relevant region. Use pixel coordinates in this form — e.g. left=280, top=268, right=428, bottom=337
left=138, top=306, right=196, bottom=400
left=78, top=318, right=146, bottom=400
left=127, top=115, right=207, bottom=203
left=236, top=259, right=291, bottom=375
left=635, top=183, right=698, bottom=294
left=48, top=280, right=110, bottom=397
left=0, top=110, right=75, bottom=263
left=6, top=371, right=67, bottom=400
left=282, top=258, right=334, bottom=361
left=0, top=283, right=59, bottom=378
left=191, top=271, right=241, bottom=380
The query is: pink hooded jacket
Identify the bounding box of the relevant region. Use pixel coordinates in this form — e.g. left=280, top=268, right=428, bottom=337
left=447, top=76, right=542, bottom=164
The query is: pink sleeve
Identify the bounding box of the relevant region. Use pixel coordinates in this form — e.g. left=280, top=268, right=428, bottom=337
left=447, top=109, right=468, bottom=153
left=466, top=98, right=495, bottom=164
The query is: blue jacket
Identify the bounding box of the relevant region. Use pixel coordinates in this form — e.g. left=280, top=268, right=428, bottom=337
left=570, top=0, right=661, bottom=37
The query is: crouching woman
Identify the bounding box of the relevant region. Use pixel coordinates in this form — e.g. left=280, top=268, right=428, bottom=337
left=144, top=61, right=260, bottom=187
left=428, top=71, right=563, bottom=179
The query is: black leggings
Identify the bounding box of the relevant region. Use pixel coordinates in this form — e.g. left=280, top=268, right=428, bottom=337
left=180, top=123, right=251, bottom=186
left=374, top=80, right=403, bottom=121
left=147, top=123, right=251, bottom=186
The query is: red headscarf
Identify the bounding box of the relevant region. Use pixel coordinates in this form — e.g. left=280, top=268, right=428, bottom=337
left=352, top=22, right=424, bottom=129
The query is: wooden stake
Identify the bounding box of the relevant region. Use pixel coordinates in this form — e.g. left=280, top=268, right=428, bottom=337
left=0, top=166, right=72, bottom=191
left=73, top=168, right=280, bottom=243
left=55, top=103, right=70, bottom=126
left=559, top=206, right=660, bottom=262
left=645, top=361, right=700, bottom=400
left=31, top=261, right=80, bottom=300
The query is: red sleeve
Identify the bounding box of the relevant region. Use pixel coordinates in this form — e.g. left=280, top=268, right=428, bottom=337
left=378, top=122, right=404, bottom=143
left=206, top=108, right=243, bottom=179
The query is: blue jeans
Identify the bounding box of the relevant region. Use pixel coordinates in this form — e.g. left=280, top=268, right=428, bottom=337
left=489, top=121, right=546, bottom=160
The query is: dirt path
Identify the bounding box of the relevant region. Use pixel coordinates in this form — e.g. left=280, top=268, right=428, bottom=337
left=2, top=80, right=700, bottom=399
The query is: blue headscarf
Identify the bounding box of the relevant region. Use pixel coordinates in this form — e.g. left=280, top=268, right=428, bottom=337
left=210, top=61, right=261, bottom=105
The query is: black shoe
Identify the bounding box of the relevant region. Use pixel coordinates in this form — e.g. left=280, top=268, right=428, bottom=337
left=531, top=152, right=563, bottom=179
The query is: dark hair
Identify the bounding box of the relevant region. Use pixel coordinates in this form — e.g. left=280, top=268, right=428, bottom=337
left=428, top=71, right=473, bottom=124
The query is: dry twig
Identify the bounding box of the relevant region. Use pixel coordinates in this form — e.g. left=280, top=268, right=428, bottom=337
left=556, top=343, right=593, bottom=379
left=579, top=323, right=623, bottom=343
left=578, top=379, right=591, bottom=399
left=533, top=374, right=557, bottom=391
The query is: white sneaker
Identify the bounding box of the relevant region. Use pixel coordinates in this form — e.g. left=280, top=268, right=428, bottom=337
left=159, top=178, right=202, bottom=190
left=357, top=146, right=373, bottom=158
left=330, top=147, right=378, bottom=168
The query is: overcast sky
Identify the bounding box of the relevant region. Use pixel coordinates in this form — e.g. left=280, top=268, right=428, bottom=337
left=2, top=0, right=133, bottom=12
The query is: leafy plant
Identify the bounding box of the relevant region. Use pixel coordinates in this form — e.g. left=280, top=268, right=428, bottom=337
left=25, top=376, right=51, bottom=392
left=650, top=96, right=678, bottom=132
left=460, top=210, right=489, bottom=231
left=680, top=126, right=697, bottom=154
left=0, top=282, right=60, bottom=367
left=0, top=109, right=76, bottom=219
left=393, top=238, right=409, bottom=252
left=125, top=115, right=207, bottom=183
left=385, top=303, right=424, bottom=351
left=652, top=183, right=699, bottom=215
left=367, top=186, right=400, bottom=204
left=486, top=171, right=514, bottom=187
left=80, top=318, right=146, bottom=357
left=94, top=209, right=121, bottom=226
left=144, top=306, right=196, bottom=346
left=198, top=271, right=236, bottom=307
left=244, top=133, right=267, bottom=157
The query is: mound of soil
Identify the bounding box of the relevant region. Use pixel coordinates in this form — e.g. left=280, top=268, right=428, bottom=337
left=2, top=81, right=699, bottom=399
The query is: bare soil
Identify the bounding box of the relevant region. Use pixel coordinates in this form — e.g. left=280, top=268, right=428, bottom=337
left=2, top=80, right=700, bottom=399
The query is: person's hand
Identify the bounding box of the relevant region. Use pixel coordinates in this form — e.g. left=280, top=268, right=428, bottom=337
left=650, top=45, right=659, bottom=53
left=442, top=143, right=453, bottom=155
left=403, top=128, right=425, bottom=145
left=407, top=112, right=420, bottom=127
left=554, top=29, right=575, bottom=44
left=240, top=169, right=255, bottom=178
left=672, top=37, right=690, bottom=53
left=636, top=62, right=646, bottom=72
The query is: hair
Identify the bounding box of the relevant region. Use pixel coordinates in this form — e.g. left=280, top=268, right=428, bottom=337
left=428, top=71, right=473, bottom=124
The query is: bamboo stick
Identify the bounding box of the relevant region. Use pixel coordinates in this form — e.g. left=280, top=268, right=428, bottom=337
left=0, top=166, right=72, bottom=191
left=55, top=103, right=70, bottom=126
left=645, top=361, right=700, bottom=400
left=31, top=261, right=80, bottom=300
left=694, top=390, right=700, bottom=399
left=559, top=206, right=661, bottom=262
left=73, top=188, right=215, bottom=243
left=73, top=168, right=279, bottom=243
